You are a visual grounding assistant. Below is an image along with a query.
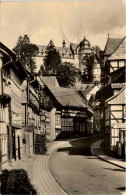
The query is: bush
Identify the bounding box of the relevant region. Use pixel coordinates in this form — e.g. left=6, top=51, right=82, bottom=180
left=1, top=169, right=37, bottom=195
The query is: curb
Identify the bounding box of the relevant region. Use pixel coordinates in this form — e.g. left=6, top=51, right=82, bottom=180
left=49, top=144, right=69, bottom=195
left=91, top=144, right=126, bottom=170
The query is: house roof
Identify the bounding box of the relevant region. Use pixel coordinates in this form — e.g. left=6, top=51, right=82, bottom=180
left=0, top=42, right=16, bottom=59
left=110, top=66, right=125, bottom=83
left=80, top=85, right=94, bottom=96
left=80, top=85, right=99, bottom=97
left=75, top=83, right=94, bottom=91
left=47, top=85, right=87, bottom=108
left=41, top=76, right=59, bottom=87
left=104, top=38, right=123, bottom=56
left=108, top=36, right=126, bottom=60
left=106, top=86, right=126, bottom=104
left=0, top=42, right=27, bottom=78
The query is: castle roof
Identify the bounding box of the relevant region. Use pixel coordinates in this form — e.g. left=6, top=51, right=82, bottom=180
left=79, top=36, right=90, bottom=48
left=70, top=43, right=78, bottom=51
left=93, top=58, right=100, bottom=68
left=37, top=45, right=73, bottom=58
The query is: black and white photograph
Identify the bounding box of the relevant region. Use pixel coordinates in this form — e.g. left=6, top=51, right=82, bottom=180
left=0, top=0, right=126, bottom=194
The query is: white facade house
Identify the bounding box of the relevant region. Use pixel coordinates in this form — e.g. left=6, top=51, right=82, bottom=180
left=104, top=87, right=126, bottom=152
left=0, top=42, right=27, bottom=166
left=104, top=35, right=125, bottom=74
left=108, top=36, right=126, bottom=73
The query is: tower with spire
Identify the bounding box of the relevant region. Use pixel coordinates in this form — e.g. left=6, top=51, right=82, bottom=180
left=62, top=39, right=66, bottom=48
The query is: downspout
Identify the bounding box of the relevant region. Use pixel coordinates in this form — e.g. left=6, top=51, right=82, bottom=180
left=27, top=76, right=36, bottom=104
left=26, top=77, right=36, bottom=157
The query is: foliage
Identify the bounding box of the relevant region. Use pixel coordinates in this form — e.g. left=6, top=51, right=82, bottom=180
left=13, top=35, right=38, bottom=74
left=39, top=40, right=79, bottom=88
left=35, top=134, right=47, bottom=154
left=43, top=40, right=61, bottom=75
left=83, top=53, right=95, bottom=82
left=56, top=62, right=79, bottom=88
left=1, top=169, right=37, bottom=194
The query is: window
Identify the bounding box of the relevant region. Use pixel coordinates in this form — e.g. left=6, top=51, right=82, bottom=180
left=55, top=114, right=61, bottom=128
left=119, top=61, right=124, bottom=67
left=123, top=105, right=126, bottom=119
left=61, top=118, right=73, bottom=131
left=0, top=105, right=5, bottom=122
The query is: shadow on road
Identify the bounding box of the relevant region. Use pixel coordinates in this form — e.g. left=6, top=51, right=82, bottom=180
left=103, top=168, right=125, bottom=172
left=57, top=135, right=102, bottom=156
left=116, top=187, right=126, bottom=191
left=57, top=145, right=92, bottom=156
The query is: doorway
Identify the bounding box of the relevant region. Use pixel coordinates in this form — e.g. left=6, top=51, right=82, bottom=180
left=12, top=129, right=16, bottom=160
left=18, top=135, right=21, bottom=160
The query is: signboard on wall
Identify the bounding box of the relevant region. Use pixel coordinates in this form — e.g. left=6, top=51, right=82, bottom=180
left=124, top=106, right=126, bottom=119
left=62, top=110, right=87, bottom=117
left=111, top=83, right=126, bottom=89
left=113, top=123, right=126, bottom=129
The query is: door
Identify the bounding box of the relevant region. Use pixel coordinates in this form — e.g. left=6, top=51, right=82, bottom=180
left=12, top=129, right=16, bottom=160
left=18, top=136, right=21, bottom=160
left=0, top=139, right=2, bottom=170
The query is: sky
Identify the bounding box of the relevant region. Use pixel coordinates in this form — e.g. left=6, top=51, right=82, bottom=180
left=0, top=0, right=126, bottom=50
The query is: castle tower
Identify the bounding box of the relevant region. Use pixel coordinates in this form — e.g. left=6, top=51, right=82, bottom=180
left=78, top=36, right=91, bottom=74
left=92, top=57, right=101, bottom=83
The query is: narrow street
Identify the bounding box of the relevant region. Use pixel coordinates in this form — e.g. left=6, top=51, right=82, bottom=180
left=50, top=136, right=125, bottom=195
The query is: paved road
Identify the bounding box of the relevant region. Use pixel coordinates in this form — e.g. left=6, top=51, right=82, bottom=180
left=50, top=137, right=125, bottom=195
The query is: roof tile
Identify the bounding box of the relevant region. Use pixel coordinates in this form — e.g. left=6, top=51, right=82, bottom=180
left=47, top=85, right=87, bottom=108
left=108, top=37, right=126, bottom=60
left=104, top=38, right=123, bottom=56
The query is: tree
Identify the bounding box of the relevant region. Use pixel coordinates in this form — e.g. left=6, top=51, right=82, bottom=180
left=13, top=35, right=38, bottom=73
left=81, top=46, right=104, bottom=82
left=56, top=62, right=79, bottom=88
left=39, top=40, right=79, bottom=88
left=43, top=40, right=61, bottom=74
